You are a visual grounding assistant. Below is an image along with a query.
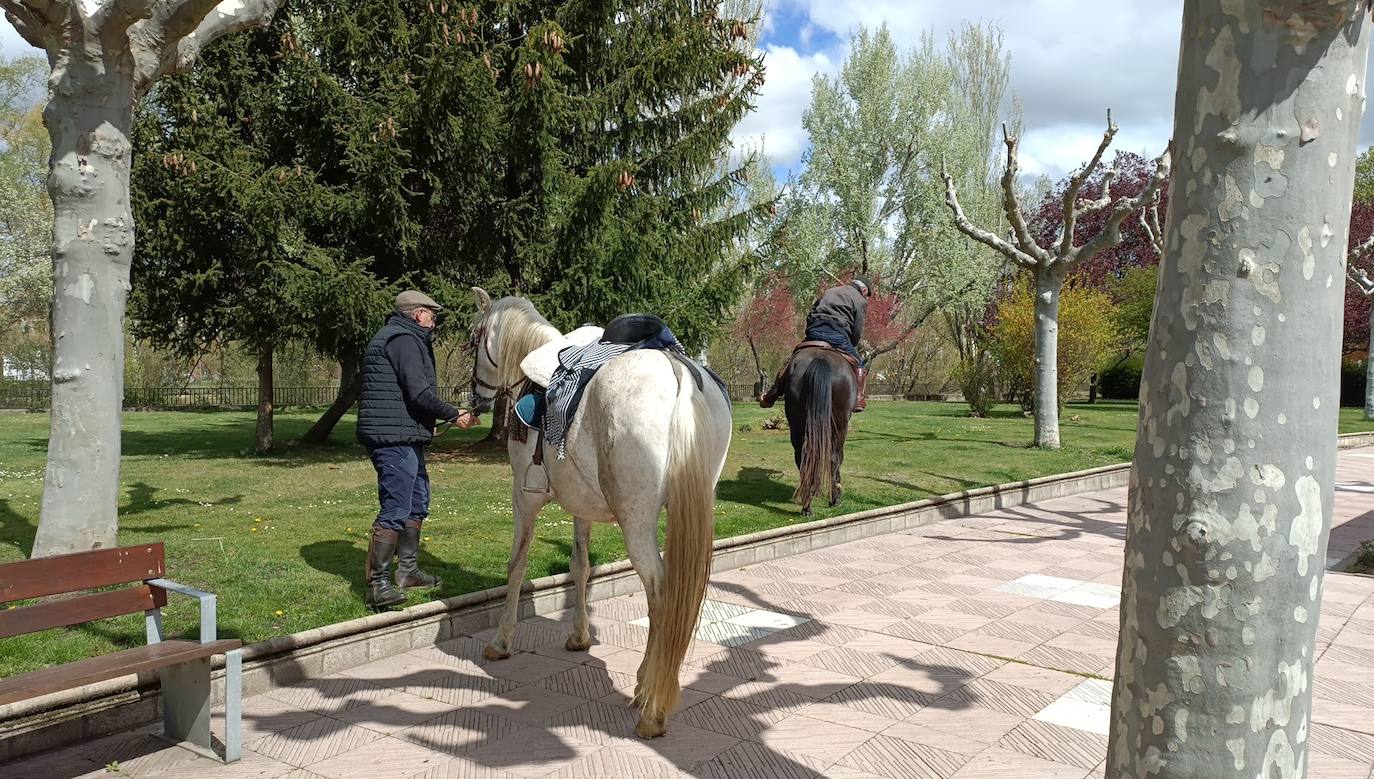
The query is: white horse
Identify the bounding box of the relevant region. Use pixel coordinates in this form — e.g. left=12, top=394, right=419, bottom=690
left=465, top=288, right=731, bottom=739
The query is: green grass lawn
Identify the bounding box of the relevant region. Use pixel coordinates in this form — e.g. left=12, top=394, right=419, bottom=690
left=3, top=400, right=1373, bottom=676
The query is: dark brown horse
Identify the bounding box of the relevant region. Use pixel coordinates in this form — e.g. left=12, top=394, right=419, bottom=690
left=783, top=347, right=858, bottom=516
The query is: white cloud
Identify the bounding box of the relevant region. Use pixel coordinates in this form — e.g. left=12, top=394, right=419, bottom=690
left=729, top=43, right=837, bottom=169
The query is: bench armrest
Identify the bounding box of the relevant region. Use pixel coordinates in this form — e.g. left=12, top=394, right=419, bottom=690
left=146, top=578, right=218, bottom=644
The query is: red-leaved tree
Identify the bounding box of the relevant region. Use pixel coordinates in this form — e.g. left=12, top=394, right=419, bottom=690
left=1033, top=151, right=1171, bottom=291
left=733, top=272, right=803, bottom=382
left=1343, top=202, right=1374, bottom=354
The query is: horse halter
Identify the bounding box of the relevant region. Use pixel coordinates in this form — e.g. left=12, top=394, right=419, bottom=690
left=466, top=322, right=504, bottom=411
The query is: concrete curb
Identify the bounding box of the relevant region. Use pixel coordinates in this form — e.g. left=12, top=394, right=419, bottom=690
left=3, top=432, right=1371, bottom=763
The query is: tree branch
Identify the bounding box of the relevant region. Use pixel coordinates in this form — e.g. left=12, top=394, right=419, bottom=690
left=998, top=124, right=1051, bottom=264
left=1140, top=189, right=1165, bottom=258
left=1056, top=110, right=1119, bottom=259
left=1069, top=144, right=1172, bottom=268
left=1, top=0, right=63, bottom=50
left=1073, top=167, right=1117, bottom=220
left=942, top=161, right=1038, bottom=269
left=93, top=0, right=156, bottom=43
left=132, top=0, right=285, bottom=91
left=1346, top=265, right=1374, bottom=297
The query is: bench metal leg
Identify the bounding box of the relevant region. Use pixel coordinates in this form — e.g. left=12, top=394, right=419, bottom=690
left=160, top=657, right=212, bottom=755
left=224, top=649, right=243, bottom=763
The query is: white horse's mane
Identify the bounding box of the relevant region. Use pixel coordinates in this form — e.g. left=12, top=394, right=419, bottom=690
left=487, top=297, right=561, bottom=386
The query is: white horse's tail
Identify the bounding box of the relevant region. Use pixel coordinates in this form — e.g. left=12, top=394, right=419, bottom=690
left=635, top=363, right=724, bottom=727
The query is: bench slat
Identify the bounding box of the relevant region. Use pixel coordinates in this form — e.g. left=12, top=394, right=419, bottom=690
left=0, top=544, right=165, bottom=603
left=0, top=585, right=168, bottom=639
left=0, top=639, right=242, bottom=706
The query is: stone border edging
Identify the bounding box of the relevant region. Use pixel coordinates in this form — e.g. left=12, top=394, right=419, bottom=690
left=3, top=431, right=1372, bottom=762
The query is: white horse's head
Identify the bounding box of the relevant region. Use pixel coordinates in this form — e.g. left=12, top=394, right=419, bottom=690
left=466, top=287, right=558, bottom=414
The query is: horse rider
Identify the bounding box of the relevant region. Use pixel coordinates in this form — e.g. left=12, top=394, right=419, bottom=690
left=758, top=275, right=872, bottom=412
left=357, top=290, right=480, bottom=609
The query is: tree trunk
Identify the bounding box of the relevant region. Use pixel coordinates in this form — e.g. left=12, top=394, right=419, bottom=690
left=303, top=356, right=361, bottom=444
left=1366, top=308, right=1374, bottom=420
left=255, top=342, right=274, bottom=454
left=1032, top=269, right=1062, bottom=449
left=1088, top=372, right=1098, bottom=404
left=31, top=74, right=136, bottom=558
left=1108, top=3, right=1369, bottom=778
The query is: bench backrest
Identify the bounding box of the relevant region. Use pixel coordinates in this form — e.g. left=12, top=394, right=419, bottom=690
left=0, top=544, right=167, bottom=639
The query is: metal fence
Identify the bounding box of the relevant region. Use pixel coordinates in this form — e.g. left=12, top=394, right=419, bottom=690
left=0, top=384, right=472, bottom=411
left=0, top=381, right=958, bottom=412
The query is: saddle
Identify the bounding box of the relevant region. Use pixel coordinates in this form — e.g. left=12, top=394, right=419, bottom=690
left=793, top=340, right=861, bottom=372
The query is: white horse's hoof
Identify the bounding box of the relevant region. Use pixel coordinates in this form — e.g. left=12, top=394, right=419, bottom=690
left=565, top=635, right=592, bottom=652
left=483, top=644, right=512, bottom=661
left=635, top=716, right=667, bottom=739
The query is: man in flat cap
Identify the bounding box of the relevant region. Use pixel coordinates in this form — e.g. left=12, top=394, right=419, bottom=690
left=357, top=290, right=479, bottom=609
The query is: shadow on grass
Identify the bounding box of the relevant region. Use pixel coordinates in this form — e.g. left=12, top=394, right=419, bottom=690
left=716, top=466, right=795, bottom=517
left=299, top=539, right=505, bottom=605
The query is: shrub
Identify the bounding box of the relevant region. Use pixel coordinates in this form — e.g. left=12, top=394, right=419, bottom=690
left=990, top=280, right=1120, bottom=409
left=1099, top=357, right=1144, bottom=400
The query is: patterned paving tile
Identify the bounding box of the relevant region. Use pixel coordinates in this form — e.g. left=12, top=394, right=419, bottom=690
left=542, top=746, right=681, bottom=779
left=898, top=705, right=1026, bottom=748
left=938, top=679, right=1057, bottom=717
left=719, top=680, right=816, bottom=713
left=855, top=598, right=935, bottom=619
left=479, top=684, right=589, bottom=725
left=948, top=747, right=1090, bottom=778
left=472, top=622, right=569, bottom=654
left=680, top=694, right=789, bottom=739
left=800, top=645, right=903, bottom=679
left=880, top=618, right=970, bottom=646
left=689, top=739, right=825, bottom=779
left=996, top=720, right=1107, bottom=769
left=462, top=728, right=601, bottom=778
left=252, top=719, right=387, bottom=767
left=405, top=668, right=521, bottom=707
left=699, top=599, right=758, bottom=622
left=695, top=620, right=781, bottom=647
left=308, top=736, right=451, bottom=778
left=1017, top=644, right=1111, bottom=677
left=265, top=676, right=392, bottom=716
left=765, top=620, right=869, bottom=647
left=1032, top=680, right=1114, bottom=736
left=536, top=663, right=634, bottom=700
left=408, top=756, right=516, bottom=778
left=822, top=679, right=938, bottom=721
left=752, top=714, right=876, bottom=766
left=690, top=647, right=775, bottom=681
left=332, top=691, right=461, bottom=735
left=837, top=735, right=973, bottom=779
left=543, top=699, right=640, bottom=746
left=397, top=710, right=525, bottom=757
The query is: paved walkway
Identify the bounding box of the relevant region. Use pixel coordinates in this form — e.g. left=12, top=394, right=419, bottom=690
left=11, top=453, right=1374, bottom=779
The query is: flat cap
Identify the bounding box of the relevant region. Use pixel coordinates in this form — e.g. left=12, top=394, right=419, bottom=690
left=396, top=289, right=444, bottom=313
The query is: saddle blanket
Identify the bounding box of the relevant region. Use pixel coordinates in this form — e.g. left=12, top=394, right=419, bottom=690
left=515, top=315, right=728, bottom=460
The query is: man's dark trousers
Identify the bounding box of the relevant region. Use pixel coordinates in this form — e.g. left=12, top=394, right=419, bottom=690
left=369, top=444, right=430, bottom=531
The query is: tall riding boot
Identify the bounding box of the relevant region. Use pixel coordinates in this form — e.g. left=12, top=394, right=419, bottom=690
left=396, top=519, right=442, bottom=589
left=758, top=365, right=788, bottom=408
left=854, top=367, right=869, bottom=412
left=366, top=526, right=407, bottom=609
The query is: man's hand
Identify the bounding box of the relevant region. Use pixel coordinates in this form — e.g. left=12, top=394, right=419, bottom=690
left=454, top=410, right=480, bottom=429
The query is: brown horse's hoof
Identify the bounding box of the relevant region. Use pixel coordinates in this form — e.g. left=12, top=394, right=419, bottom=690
left=483, top=644, right=512, bottom=662
left=565, top=635, right=592, bottom=652
left=635, top=717, right=667, bottom=739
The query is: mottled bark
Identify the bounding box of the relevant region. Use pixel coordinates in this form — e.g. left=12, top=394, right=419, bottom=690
left=303, top=357, right=361, bottom=444
left=255, top=341, right=273, bottom=454
left=1109, top=3, right=1370, bottom=778
left=9, top=0, right=286, bottom=557
left=943, top=120, right=1169, bottom=450
left=1033, top=269, right=1062, bottom=449
left=32, top=77, right=137, bottom=556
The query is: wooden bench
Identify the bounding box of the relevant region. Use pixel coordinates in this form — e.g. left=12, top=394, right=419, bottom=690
left=0, top=543, right=244, bottom=762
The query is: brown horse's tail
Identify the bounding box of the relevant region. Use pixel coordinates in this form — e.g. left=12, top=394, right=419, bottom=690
left=793, top=358, right=834, bottom=506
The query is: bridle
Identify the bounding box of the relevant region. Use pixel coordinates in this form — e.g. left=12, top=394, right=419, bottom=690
left=465, top=321, right=505, bottom=411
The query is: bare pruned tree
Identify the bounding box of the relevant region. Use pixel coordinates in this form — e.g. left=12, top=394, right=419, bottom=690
left=942, top=113, right=1169, bottom=448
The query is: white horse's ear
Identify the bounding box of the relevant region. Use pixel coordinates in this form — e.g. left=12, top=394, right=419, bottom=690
left=471, top=286, right=493, bottom=314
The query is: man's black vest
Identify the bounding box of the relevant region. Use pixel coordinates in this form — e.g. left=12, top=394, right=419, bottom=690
left=357, top=314, right=441, bottom=447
